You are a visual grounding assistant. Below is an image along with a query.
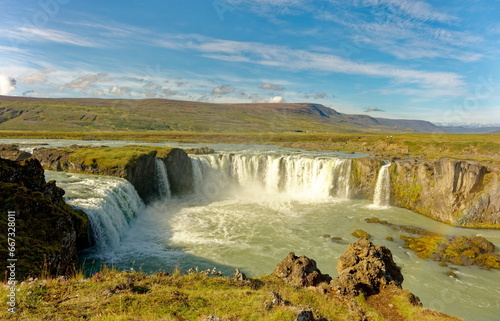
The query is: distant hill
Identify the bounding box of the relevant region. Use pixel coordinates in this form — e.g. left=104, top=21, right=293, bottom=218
left=0, top=96, right=480, bottom=134
left=375, top=118, right=446, bottom=133
left=437, top=126, right=500, bottom=134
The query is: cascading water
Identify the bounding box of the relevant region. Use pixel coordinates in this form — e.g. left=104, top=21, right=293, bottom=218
left=190, top=154, right=352, bottom=201
left=38, top=144, right=500, bottom=321
left=155, top=158, right=171, bottom=200
left=372, top=162, right=391, bottom=207
left=46, top=171, right=145, bottom=256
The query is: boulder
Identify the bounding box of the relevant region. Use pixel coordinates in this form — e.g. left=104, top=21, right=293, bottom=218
left=233, top=269, right=247, bottom=281
left=272, top=252, right=332, bottom=287
left=351, top=229, right=371, bottom=239
left=331, top=239, right=403, bottom=297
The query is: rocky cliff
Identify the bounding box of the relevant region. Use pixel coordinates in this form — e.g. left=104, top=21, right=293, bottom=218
left=389, top=159, right=499, bottom=228
left=32, top=146, right=194, bottom=204
left=351, top=157, right=499, bottom=228
left=350, top=157, right=383, bottom=199
left=0, top=158, right=89, bottom=278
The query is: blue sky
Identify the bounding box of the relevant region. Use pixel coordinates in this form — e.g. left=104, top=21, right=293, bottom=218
left=1, top=0, right=499, bottom=124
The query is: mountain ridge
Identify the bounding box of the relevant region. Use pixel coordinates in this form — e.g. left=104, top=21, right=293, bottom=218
left=0, top=95, right=479, bottom=133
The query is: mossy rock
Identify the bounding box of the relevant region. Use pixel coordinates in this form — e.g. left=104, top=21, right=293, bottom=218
left=351, top=229, right=371, bottom=239
left=400, top=233, right=500, bottom=270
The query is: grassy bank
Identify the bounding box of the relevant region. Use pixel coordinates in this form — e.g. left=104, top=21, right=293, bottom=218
left=1, top=131, right=499, bottom=165
left=0, top=267, right=459, bottom=321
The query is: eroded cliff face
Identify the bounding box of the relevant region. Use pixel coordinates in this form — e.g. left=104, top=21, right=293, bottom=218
left=163, top=148, right=194, bottom=196
left=0, top=158, right=89, bottom=278
left=388, top=159, right=499, bottom=228
left=32, top=146, right=194, bottom=204
left=350, top=157, right=383, bottom=199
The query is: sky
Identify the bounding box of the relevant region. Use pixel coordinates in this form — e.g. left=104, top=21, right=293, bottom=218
left=0, top=0, right=499, bottom=124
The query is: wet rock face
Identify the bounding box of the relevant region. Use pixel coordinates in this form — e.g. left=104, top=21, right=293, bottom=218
left=272, top=252, right=332, bottom=287
left=164, top=148, right=194, bottom=196
left=331, top=239, right=403, bottom=297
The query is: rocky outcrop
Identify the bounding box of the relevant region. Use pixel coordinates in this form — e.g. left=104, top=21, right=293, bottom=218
left=0, top=144, right=32, bottom=161
left=184, top=146, right=214, bottom=154
left=272, top=252, right=332, bottom=287
left=0, top=158, right=89, bottom=278
left=401, top=234, right=500, bottom=269
left=389, top=159, right=500, bottom=228
left=331, top=239, right=404, bottom=297
left=32, top=146, right=194, bottom=204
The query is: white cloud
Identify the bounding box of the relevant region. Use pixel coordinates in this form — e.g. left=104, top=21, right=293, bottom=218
left=61, top=73, right=111, bottom=90
left=377, top=0, right=459, bottom=23
left=364, top=106, right=385, bottom=112
left=0, top=75, right=16, bottom=95
left=20, top=73, right=47, bottom=84
left=259, top=83, right=284, bottom=90
left=109, top=86, right=131, bottom=95
left=212, top=85, right=235, bottom=94
left=269, top=95, right=284, bottom=103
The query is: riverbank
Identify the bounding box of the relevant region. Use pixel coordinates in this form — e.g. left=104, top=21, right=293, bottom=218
left=1, top=131, right=499, bottom=166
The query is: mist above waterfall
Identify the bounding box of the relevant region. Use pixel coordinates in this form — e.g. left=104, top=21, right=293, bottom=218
left=191, top=153, right=352, bottom=202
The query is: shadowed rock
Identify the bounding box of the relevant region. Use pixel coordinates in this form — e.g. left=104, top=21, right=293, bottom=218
left=331, top=239, right=403, bottom=297
left=272, top=252, right=332, bottom=287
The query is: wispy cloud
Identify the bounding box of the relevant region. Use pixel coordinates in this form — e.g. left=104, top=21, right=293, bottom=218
left=259, top=83, right=284, bottom=90
left=2, top=27, right=98, bottom=47
left=319, top=2, right=481, bottom=62
left=59, top=73, right=112, bottom=90
left=376, top=0, right=459, bottom=23
left=156, top=34, right=465, bottom=91
left=364, top=106, right=384, bottom=112
left=212, top=84, right=235, bottom=94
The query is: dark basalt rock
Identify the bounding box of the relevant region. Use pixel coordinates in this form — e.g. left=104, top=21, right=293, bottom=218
left=331, top=239, right=403, bottom=297
left=272, top=252, right=332, bottom=287
left=0, top=158, right=88, bottom=279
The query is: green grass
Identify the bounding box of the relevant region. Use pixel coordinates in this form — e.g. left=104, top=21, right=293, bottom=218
left=66, top=146, right=174, bottom=170
left=2, top=131, right=498, bottom=164
left=0, top=268, right=460, bottom=321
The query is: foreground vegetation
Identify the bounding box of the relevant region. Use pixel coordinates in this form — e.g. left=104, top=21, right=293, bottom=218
left=1, top=131, right=499, bottom=165
left=0, top=267, right=459, bottom=321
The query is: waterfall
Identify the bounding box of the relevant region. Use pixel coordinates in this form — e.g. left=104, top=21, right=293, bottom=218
left=65, top=178, right=145, bottom=255
left=191, top=154, right=351, bottom=201
left=155, top=158, right=171, bottom=199
left=373, top=162, right=391, bottom=207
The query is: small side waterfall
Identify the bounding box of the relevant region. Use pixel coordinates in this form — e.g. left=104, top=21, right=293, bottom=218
left=373, top=162, right=391, bottom=207
left=191, top=154, right=352, bottom=201
left=65, top=178, right=145, bottom=255
left=155, top=158, right=171, bottom=200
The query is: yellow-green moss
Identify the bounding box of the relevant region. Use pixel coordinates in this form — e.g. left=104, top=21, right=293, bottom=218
left=67, top=146, right=174, bottom=171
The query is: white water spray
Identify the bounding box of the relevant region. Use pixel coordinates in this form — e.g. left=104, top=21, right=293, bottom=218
left=191, top=154, right=351, bottom=201
left=373, top=162, right=391, bottom=207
